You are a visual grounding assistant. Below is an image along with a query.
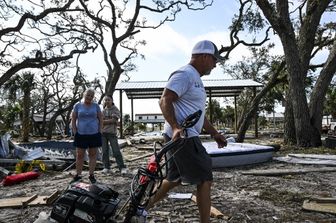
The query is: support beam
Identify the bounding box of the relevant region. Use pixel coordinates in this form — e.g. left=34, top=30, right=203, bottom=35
left=234, top=96, right=237, bottom=134
left=119, top=90, right=123, bottom=139
left=253, top=86, right=258, bottom=138
left=131, top=98, right=134, bottom=135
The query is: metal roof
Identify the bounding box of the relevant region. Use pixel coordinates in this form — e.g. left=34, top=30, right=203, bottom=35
left=115, top=79, right=263, bottom=99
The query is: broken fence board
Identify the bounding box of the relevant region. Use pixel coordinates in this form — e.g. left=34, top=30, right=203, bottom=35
left=241, top=167, right=336, bottom=176
left=303, top=200, right=336, bottom=214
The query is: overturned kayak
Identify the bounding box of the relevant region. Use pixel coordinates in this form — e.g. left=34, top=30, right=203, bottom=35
left=203, top=142, right=278, bottom=168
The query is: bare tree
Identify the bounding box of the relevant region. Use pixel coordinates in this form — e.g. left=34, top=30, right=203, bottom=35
left=60, top=0, right=215, bottom=95
left=255, top=0, right=336, bottom=147
left=220, top=0, right=336, bottom=146
left=0, top=0, right=96, bottom=86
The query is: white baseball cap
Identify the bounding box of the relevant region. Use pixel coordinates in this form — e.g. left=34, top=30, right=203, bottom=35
left=191, top=40, right=224, bottom=62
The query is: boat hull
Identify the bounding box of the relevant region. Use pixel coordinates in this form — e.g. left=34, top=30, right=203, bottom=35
left=203, top=142, right=277, bottom=168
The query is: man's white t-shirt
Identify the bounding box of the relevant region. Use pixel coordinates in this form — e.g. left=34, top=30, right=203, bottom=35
left=163, top=64, right=206, bottom=138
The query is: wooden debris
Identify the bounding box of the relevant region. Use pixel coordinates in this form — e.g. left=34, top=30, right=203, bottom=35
left=0, top=194, right=37, bottom=208
left=62, top=161, right=76, bottom=172
left=273, top=156, right=336, bottom=166
left=310, top=197, right=336, bottom=203
left=288, top=154, right=336, bottom=160
left=22, top=194, right=38, bottom=207
left=125, top=153, right=153, bottom=162
left=126, top=139, right=132, bottom=146
left=191, top=195, right=229, bottom=219
left=134, top=145, right=155, bottom=151
left=0, top=190, right=60, bottom=208
left=152, top=211, right=171, bottom=216
left=241, top=167, right=336, bottom=176
left=303, top=199, right=336, bottom=214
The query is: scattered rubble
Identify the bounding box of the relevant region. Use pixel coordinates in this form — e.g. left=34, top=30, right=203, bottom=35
left=0, top=135, right=336, bottom=222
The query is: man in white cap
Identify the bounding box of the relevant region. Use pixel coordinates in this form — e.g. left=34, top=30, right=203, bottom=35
left=145, top=40, right=227, bottom=223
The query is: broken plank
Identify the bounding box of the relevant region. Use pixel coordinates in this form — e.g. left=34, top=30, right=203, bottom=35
left=303, top=200, right=336, bottom=214
left=0, top=194, right=37, bottom=208
left=288, top=154, right=336, bottom=160
left=29, top=190, right=60, bottom=206
left=0, top=190, right=60, bottom=208
left=310, top=197, right=336, bottom=203
left=134, top=146, right=155, bottom=151
left=125, top=153, right=152, bottom=162
left=191, top=195, right=229, bottom=219
left=22, top=194, right=38, bottom=207
left=126, top=139, right=132, bottom=146
left=241, top=167, right=336, bottom=176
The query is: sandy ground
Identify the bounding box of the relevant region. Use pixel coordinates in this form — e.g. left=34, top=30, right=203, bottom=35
left=1, top=137, right=336, bottom=223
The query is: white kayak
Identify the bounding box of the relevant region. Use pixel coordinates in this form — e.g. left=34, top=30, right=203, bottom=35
left=203, top=142, right=278, bottom=168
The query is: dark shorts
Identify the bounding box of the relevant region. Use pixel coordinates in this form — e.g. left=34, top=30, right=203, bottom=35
left=164, top=134, right=213, bottom=185
left=74, top=132, right=102, bottom=149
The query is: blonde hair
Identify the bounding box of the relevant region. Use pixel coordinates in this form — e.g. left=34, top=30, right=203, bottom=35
left=84, top=88, right=95, bottom=96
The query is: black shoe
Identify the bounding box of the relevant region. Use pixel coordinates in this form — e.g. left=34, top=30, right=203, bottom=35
left=89, top=174, right=97, bottom=184
left=71, top=175, right=82, bottom=183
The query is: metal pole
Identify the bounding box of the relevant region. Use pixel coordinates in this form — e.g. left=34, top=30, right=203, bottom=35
left=119, top=90, right=123, bottom=139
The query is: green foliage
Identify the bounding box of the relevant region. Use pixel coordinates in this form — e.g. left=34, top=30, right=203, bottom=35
left=324, top=84, right=336, bottom=118
left=205, top=99, right=223, bottom=123
left=205, top=100, right=235, bottom=128
left=136, top=123, right=147, bottom=132
left=225, top=45, right=283, bottom=117
left=0, top=103, right=21, bottom=131
left=123, top=114, right=131, bottom=125
left=230, top=2, right=268, bottom=34
left=222, top=105, right=235, bottom=126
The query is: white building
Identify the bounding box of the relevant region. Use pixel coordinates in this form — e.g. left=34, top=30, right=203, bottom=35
left=134, top=113, right=164, bottom=124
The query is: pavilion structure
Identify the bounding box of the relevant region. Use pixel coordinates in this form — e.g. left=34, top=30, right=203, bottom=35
left=115, top=79, right=263, bottom=138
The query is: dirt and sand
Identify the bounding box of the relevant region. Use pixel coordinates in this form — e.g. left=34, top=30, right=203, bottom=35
left=1, top=137, right=336, bottom=223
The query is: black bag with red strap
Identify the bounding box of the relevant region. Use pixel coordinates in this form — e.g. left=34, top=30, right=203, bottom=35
left=50, top=182, right=120, bottom=223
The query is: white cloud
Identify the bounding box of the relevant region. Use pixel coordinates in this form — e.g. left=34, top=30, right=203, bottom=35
left=137, top=25, right=189, bottom=58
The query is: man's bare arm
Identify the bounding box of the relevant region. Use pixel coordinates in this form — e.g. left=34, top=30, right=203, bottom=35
left=159, top=88, right=183, bottom=140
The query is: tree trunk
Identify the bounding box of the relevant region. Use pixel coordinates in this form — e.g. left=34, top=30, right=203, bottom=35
left=236, top=61, right=285, bottom=142
left=309, top=38, right=336, bottom=145
left=22, top=88, right=31, bottom=142
left=236, top=107, right=256, bottom=142
left=105, top=67, right=123, bottom=96
left=256, top=0, right=330, bottom=147
left=283, top=91, right=296, bottom=145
